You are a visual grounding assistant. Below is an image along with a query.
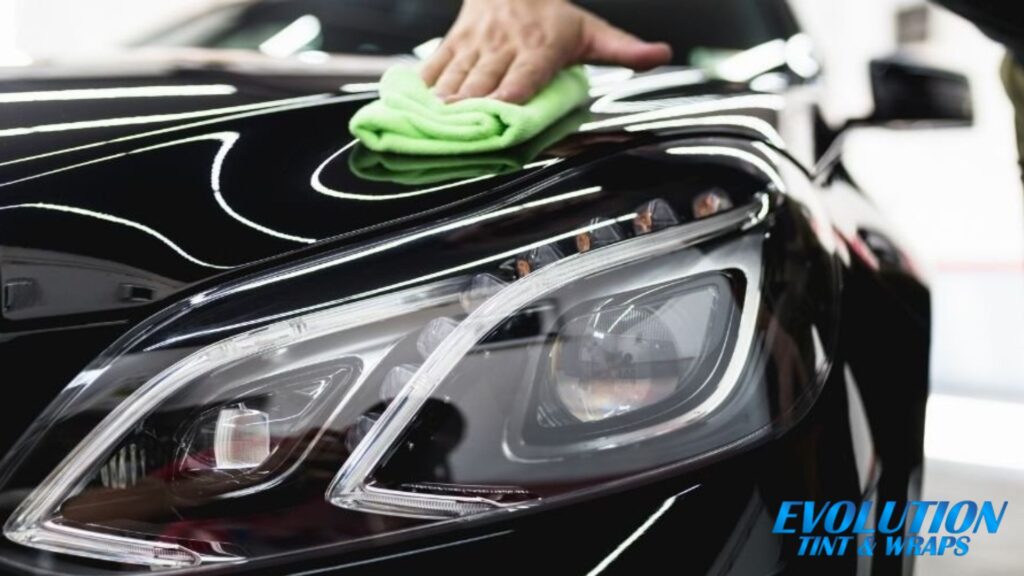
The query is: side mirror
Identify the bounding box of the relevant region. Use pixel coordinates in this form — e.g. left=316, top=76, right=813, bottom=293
left=866, top=57, right=974, bottom=127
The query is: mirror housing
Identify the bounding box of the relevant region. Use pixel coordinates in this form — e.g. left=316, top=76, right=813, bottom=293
left=866, top=57, right=974, bottom=127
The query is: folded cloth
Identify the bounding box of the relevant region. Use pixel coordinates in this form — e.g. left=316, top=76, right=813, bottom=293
left=349, top=107, right=588, bottom=186
left=350, top=149, right=522, bottom=186
left=349, top=64, right=589, bottom=155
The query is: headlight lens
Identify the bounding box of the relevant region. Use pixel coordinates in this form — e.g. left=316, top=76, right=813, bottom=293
left=547, top=277, right=726, bottom=423
left=0, top=141, right=836, bottom=571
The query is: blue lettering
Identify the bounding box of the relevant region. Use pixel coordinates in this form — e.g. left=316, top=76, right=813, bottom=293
left=886, top=536, right=908, bottom=555
left=878, top=501, right=907, bottom=534
left=907, top=536, right=924, bottom=555
left=825, top=501, right=856, bottom=533
left=954, top=536, right=970, bottom=556
left=818, top=537, right=838, bottom=556
left=936, top=536, right=957, bottom=555
left=773, top=501, right=799, bottom=534
left=928, top=501, right=949, bottom=533
left=974, top=501, right=1007, bottom=533
left=907, top=501, right=936, bottom=534
left=852, top=501, right=875, bottom=534
left=945, top=501, right=977, bottom=534
left=921, top=537, right=939, bottom=555
left=802, top=501, right=829, bottom=533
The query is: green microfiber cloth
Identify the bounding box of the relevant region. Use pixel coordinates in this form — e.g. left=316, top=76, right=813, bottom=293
left=349, top=64, right=590, bottom=155
left=349, top=107, right=588, bottom=186
left=350, top=148, right=524, bottom=186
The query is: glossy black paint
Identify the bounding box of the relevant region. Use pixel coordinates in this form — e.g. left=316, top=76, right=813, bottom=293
left=139, top=0, right=799, bottom=67
left=0, top=36, right=933, bottom=576
left=0, top=58, right=793, bottom=454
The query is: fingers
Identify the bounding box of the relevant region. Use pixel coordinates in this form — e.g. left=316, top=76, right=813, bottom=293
left=491, top=53, right=558, bottom=104
left=421, top=0, right=672, bottom=107
left=455, top=50, right=515, bottom=99
left=584, top=18, right=673, bottom=71
left=433, top=49, right=480, bottom=100
left=420, top=43, right=453, bottom=87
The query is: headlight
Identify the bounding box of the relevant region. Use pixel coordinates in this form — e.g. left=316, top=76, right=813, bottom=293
left=0, top=141, right=837, bottom=571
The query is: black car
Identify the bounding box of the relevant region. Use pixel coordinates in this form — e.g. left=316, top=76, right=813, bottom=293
left=0, top=0, right=970, bottom=574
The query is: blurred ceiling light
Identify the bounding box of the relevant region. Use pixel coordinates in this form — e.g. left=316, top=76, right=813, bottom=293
left=259, top=15, right=322, bottom=58
left=0, top=85, right=238, bottom=104
left=715, top=39, right=787, bottom=83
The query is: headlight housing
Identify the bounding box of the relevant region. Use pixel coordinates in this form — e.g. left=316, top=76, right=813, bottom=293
left=0, top=140, right=838, bottom=571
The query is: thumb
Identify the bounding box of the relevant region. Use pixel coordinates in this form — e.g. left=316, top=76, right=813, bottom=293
left=582, top=17, right=672, bottom=71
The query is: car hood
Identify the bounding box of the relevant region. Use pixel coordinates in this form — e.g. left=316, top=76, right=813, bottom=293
left=0, top=51, right=793, bottom=327
left=0, top=51, right=802, bottom=456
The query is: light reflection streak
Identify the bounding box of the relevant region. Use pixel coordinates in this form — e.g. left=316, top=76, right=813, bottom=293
left=290, top=531, right=515, bottom=575
left=259, top=15, right=322, bottom=58
left=585, top=486, right=700, bottom=576
left=714, top=39, right=788, bottom=83
left=340, top=82, right=380, bottom=93
left=0, top=85, right=238, bottom=104
left=1, top=131, right=316, bottom=244
left=751, top=141, right=835, bottom=253
left=521, top=158, right=562, bottom=170
left=0, top=151, right=138, bottom=190
left=168, top=212, right=633, bottom=350
left=0, top=94, right=334, bottom=139
left=3, top=122, right=559, bottom=242
left=0, top=93, right=374, bottom=169
left=666, top=145, right=787, bottom=193
left=0, top=203, right=232, bottom=269
left=149, top=186, right=605, bottom=348
left=582, top=94, right=785, bottom=132
left=183, top=143, right=782, bottom=334
left=589, top=69, right=707, bottom=111
left=310, top=141, right=563, bottom=201
left=135, top=133, right=317, bottom=244
left=220, top=186, right=605, bottom=295
left=623, top=114, right=786, bottom=148
left=585, top=66, right=637, bottom=96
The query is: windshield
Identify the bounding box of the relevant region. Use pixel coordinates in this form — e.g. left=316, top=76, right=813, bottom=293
left=142, top=0, right=800, bottom=66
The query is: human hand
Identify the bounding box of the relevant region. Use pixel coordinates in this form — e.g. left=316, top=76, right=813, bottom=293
left=421, top=0, right=672, bottom=103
